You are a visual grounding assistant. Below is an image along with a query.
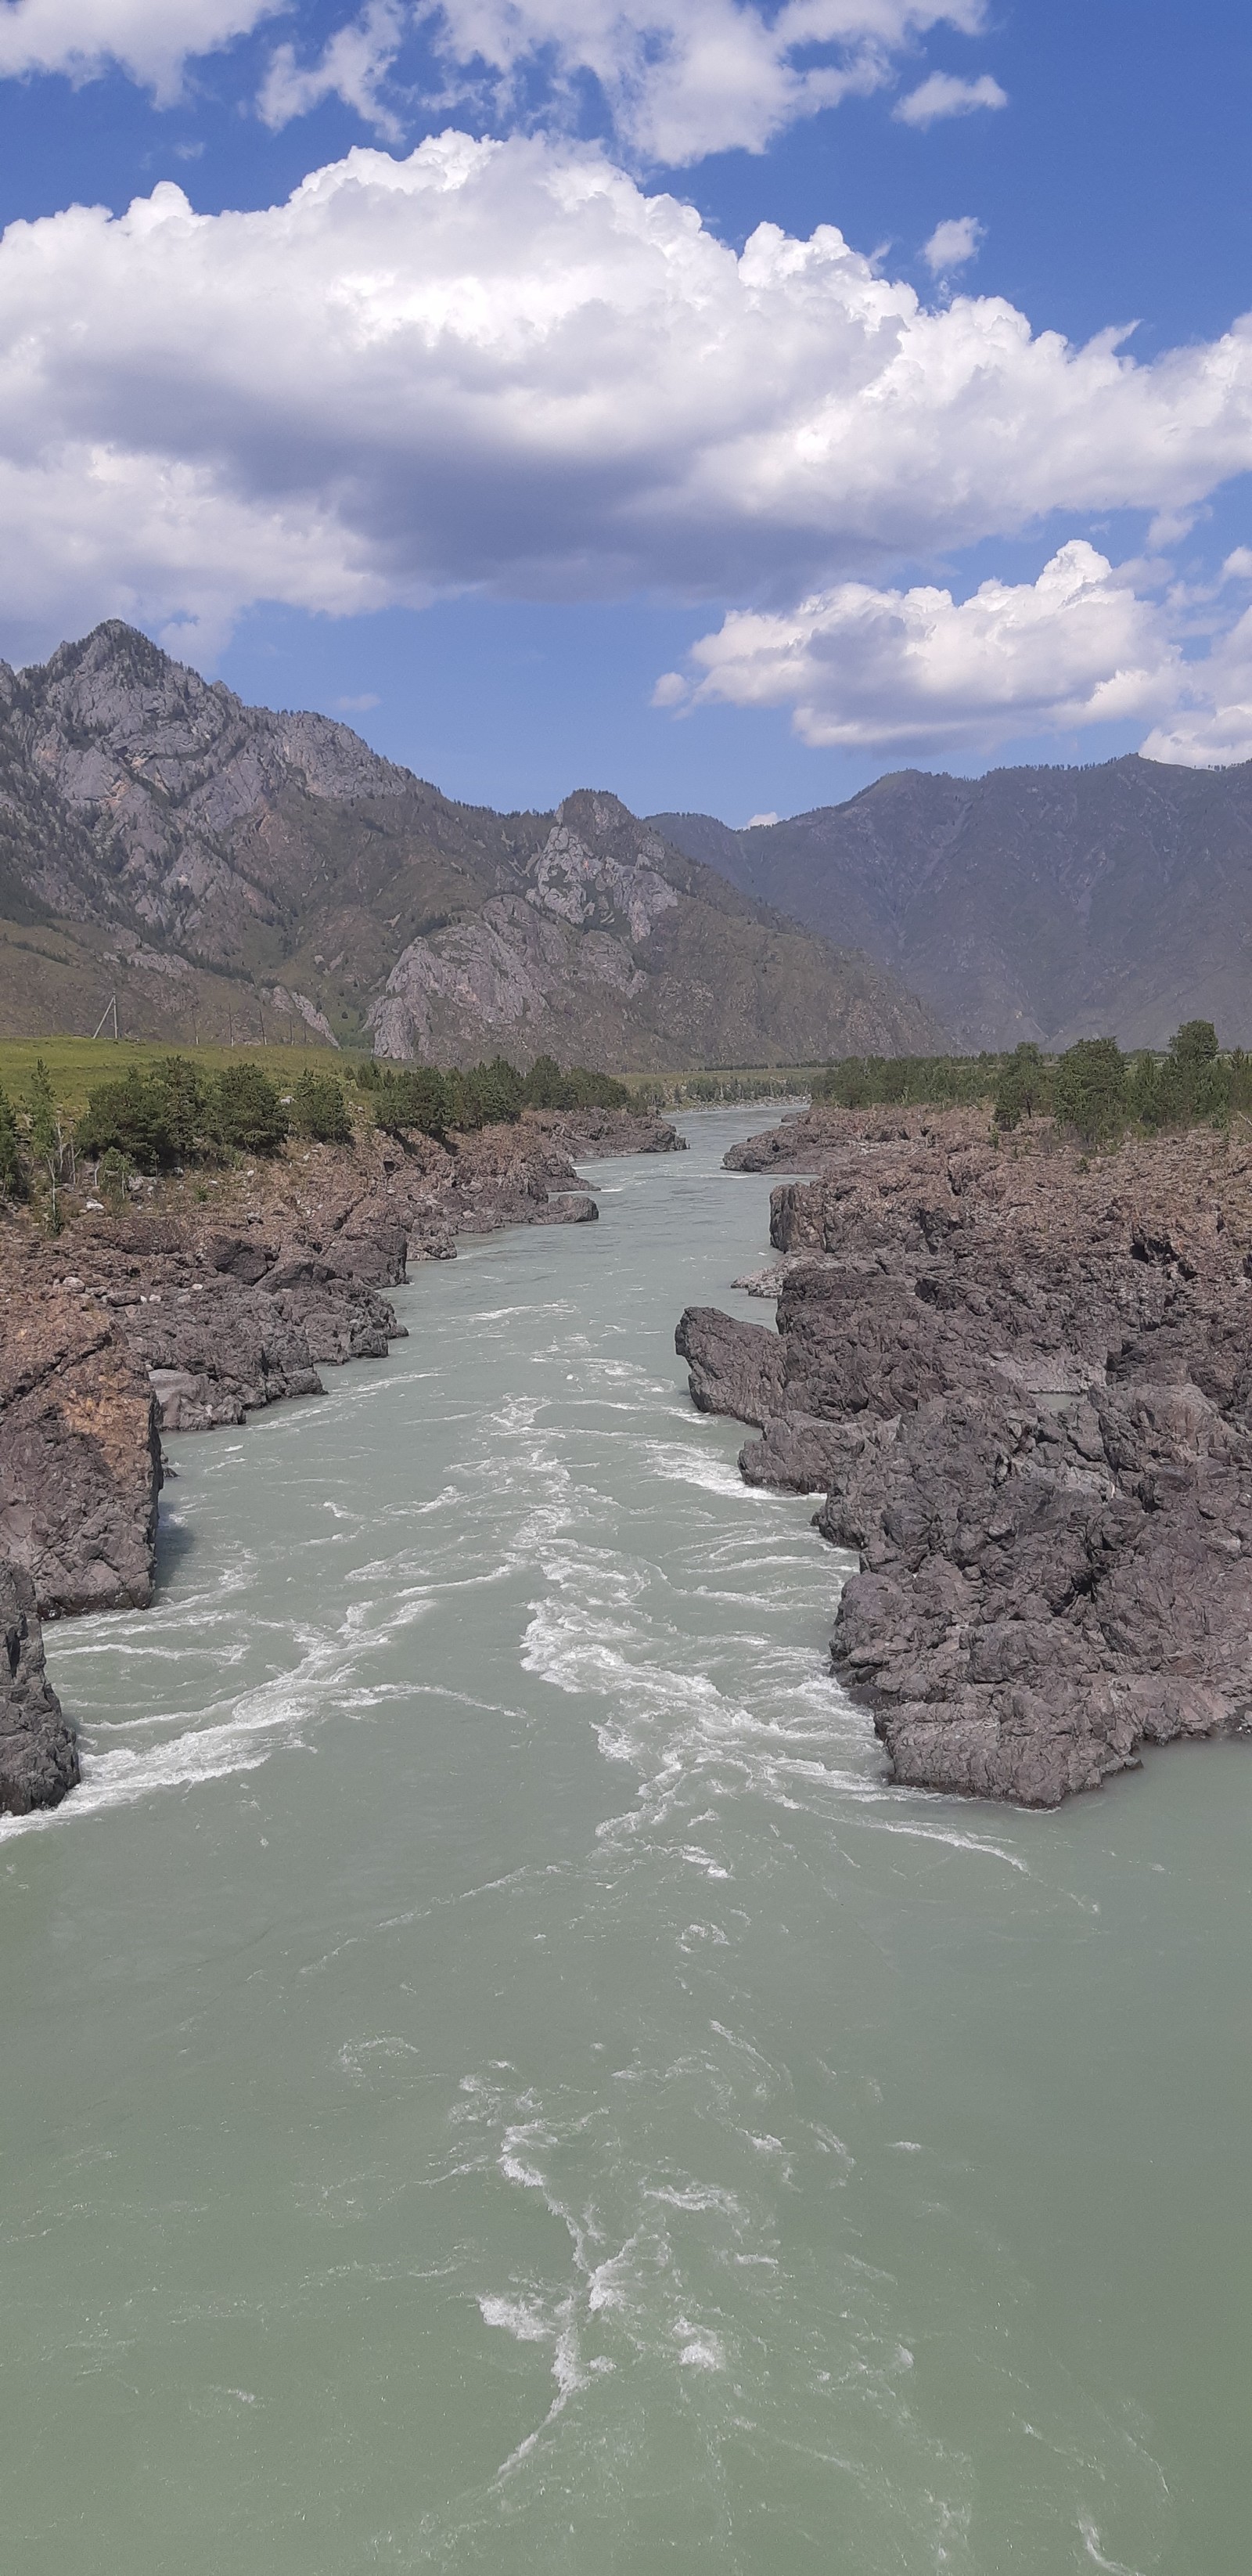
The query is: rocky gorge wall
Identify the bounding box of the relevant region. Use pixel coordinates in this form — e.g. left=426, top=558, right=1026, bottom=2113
left=678, top=1105, right=1252, bottom=1807
left=0, top=1105, right=682, bottom=1814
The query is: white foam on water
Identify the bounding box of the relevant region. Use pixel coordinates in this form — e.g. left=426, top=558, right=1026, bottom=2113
left=1079, top=2520, right=1145, bottom=2576
left=854, top=1814, right=1034, bottom=1873
left=2, top=1704, right=283, bottom=1838
left=478, top=2294, right=551, bottom=2343
left=642, top=1438, right=779, bottom=1501
left=11, top=1111, right=1149, bottom=2572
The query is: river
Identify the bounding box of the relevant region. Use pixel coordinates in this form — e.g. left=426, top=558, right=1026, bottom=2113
left=2, top=1109, right=1248, bottom=2574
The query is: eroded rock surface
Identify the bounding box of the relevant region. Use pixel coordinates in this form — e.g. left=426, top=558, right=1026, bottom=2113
left=0, top=1292, right=161, bottom=1616
left=0, top=1558, right=77, bottom=1814
left=678, top=1106, right=1252, bottom=1804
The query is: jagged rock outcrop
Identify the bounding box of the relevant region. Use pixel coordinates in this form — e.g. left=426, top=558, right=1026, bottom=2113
left=0, top=623, right=937, bottom=1065
left=514, top=1107, right=685, bottom=1156
left=678, top=1106, right=1252, bottom=1805
left=0, top=1560, right=78, bottom=1814
left=0, top=1291, right=162, bottom=1617
left=675, top=1306, right=784, bottom=1426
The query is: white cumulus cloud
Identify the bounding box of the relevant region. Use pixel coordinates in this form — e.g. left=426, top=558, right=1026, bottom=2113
left=0, top=0, right=279, bottom=99
left=651, top=670, right=689, bottom=706
left=0, top=0, right=1002, bottom=164
left=259, top=1, right=406, bottom=139
left=419, top=0, right=989, bottom=164
left=2, top=135, right=1252, bottom=700
left=922, top=214, right=983, bottom=274
left=1141, top=583, right=1252, bottom=768
left=682, top=543, right=1181, bottom=750
left=894, top=67, right=1006, bottom=126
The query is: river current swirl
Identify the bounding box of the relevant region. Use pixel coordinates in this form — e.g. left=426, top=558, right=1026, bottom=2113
left=2, top=1111, right=1247, bottom=2574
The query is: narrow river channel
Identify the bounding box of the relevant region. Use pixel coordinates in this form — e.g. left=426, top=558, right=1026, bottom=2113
left=3, top=1109, right=1247, bottom=2574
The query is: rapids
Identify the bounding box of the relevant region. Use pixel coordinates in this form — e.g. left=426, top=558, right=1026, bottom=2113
left=2, top=1111, right=1247, bottom=2574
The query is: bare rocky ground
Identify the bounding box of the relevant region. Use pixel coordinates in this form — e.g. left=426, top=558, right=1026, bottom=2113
left=678, top=1104, right=1252, bottom=1807
left=0, top=1104, right=681, bottom=1811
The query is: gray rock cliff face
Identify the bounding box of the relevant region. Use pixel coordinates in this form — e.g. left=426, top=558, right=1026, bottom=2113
left=678, top=1107, right=1252, bottom=1806
left=0, top=1293, right=163, bottom=1617
left=0, top=624, right=937, bottom=1066
left=0, top=1559, right=77, bottom=1815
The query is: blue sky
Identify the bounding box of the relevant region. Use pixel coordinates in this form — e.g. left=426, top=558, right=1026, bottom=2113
left=1, top=1, right=1250, bottom=820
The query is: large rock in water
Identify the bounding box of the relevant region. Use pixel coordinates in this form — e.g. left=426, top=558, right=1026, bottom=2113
left=0, top=1559, right=78, bottom=1813
left=679, top=1105, right=1252, bottom=1806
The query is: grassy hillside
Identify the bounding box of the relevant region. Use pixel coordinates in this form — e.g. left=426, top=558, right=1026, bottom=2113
left=0, top=1035, right=337, bottom=1122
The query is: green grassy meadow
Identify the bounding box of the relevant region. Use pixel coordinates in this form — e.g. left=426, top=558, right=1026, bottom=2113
left=0, top=1033, right=340, bottom=1120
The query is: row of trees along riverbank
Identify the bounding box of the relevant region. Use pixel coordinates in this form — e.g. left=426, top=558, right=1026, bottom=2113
left=0, top=1051, right=631, bottom=1228
left=813, top=1023, right=1249, bottom=1147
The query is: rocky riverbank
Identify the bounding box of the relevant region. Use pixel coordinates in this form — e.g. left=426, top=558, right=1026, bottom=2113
left=0, top=1103, right=680, bottom=1812
left=678, top=1104, right=1252, bottom=1807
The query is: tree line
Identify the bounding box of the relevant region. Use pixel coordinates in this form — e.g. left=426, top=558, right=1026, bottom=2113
left=355, top=1054, right=629, bottom=1137
left=0, top=1050, right=631, bottom=1226
left=813, top=1022, right=1251, bottom=1147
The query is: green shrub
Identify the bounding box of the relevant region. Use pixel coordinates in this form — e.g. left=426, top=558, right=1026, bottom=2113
left=370, top=1067, right=453, bottom=1140
left=79, top=1058, right=205, bottom=1169
left=519, top=1054, right=630, bottom=1111
left=24, top=1057, right=70, bottom=1227
left=99, top=1146, right=134, bottom=1204
left=0, top=1085, right=23, bottom=1198
left=290, top=1069, right=351, bottom=1144
left=451, top=1059, right=525, bottom=1129
left=1052, top=1038, right=1128, bottom=1144
left=356, top=1050, right=630, bottom=1134
left=993, top=1043, right=1049, bottom=1130
left=208, top=1064, right=289, bottom=1156
left=1127, top=1049, right=1161, bottom=1129
left=80, top=1055, right=293, bottom=1164
left=814, top=1052, right=1003, bottom=1111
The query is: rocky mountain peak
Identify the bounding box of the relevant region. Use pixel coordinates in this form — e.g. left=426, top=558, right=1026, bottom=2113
left=528, top=794, right=679, bottom=942
left=0, top=621, right=941, bottom=1066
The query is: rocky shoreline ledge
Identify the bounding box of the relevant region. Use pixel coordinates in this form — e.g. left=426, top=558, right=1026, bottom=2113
left=0, top=1103, right=681, bottom=1814
left=678, top=1104, right=1252, bottom=1807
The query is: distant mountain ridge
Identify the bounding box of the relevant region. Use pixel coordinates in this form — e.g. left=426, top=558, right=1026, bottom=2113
left=0, top=623, right=938, bottom=1067
left=653, top=755, right=1252, bottom=1053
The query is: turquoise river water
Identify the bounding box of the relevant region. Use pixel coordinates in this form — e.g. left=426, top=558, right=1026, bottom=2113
left=2, top=1109, right=1250, bottom=2574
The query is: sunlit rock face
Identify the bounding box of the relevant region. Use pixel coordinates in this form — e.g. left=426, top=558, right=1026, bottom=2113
left=0, top=621, right=939, bottom=1063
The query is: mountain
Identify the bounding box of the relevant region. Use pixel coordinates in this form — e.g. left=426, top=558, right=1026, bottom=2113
left=0, top=624, right=938, bottom=1067
left=653, top=755, right=1252, bottom=1054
